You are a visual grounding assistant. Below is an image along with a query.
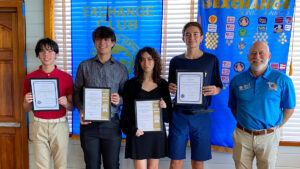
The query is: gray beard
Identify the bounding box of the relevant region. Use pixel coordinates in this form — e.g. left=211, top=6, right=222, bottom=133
left=250, top=60, right=268, bottom=72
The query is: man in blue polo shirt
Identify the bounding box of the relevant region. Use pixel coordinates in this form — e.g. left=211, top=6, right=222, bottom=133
left=228, top=41, right=296, bottom=169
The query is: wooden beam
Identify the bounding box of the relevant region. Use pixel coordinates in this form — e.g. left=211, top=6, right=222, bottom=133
left=44, top=0, right=54, bottom=39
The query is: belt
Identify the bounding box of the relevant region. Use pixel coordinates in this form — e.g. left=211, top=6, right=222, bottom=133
left=34, top=116, right=66, bottom=123
left=237, top=123, right=276, bottom=136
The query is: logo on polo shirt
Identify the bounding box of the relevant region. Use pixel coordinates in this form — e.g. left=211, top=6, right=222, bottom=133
left=239, top=83, right=250, bottom=90
left=267, top=82, right=277, bottom=91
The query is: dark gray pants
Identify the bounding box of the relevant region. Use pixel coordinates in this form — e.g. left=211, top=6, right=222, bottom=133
left=80, top=119, right=122, bottom=169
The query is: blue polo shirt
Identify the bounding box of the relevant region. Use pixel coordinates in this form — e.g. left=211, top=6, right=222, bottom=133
left=228, top=65, right=296, bottom=130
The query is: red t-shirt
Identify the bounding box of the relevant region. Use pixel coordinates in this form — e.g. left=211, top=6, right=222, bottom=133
left=23, top=66, right=73, bottom=119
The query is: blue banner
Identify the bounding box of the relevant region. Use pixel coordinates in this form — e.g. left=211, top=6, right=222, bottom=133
left=71, top=0, right=163, bottom=135
left=198, top=0, right=295, bottom=148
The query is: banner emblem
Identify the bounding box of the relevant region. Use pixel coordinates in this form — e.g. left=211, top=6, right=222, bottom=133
left=239, top=16, right=249, bottom=27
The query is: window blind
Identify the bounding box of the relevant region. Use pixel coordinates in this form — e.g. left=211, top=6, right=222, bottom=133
left=282, top=2, right=300, bottom=142
left=53, top=0, right=73, bottom=132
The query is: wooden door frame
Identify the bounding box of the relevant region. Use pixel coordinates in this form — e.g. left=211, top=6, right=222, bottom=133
left=0, top=1, right=27, bottom=169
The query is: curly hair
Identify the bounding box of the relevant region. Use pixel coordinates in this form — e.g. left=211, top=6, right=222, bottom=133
left=134, top=47, right=162, bottom=84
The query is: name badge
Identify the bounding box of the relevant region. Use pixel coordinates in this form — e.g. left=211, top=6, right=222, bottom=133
left=239, top=83, right=250, bottom=91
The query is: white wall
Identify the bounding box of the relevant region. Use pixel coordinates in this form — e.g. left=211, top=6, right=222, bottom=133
left=25, top=0, right=44, bottom=73
left=24, top=0, right=300, bottom=169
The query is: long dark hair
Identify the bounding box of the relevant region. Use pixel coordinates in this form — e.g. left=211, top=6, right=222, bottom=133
left=134, top=47, right=162, bottom=84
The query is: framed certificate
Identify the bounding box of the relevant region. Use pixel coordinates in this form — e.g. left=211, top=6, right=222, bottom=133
left=83, top=87, right=111, bottom=121
left=176, top=70, right=205, bottom=105
left=30, top=78, right=60, bottom=111
left=135, top=99, right=163, bottom=132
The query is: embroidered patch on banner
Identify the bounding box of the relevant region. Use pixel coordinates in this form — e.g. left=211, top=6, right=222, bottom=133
left=234, top=62, right=245, bottom=72
left=225, top=32, right=234, bottom=39
left=222, top=61, right=231, bottom=68
left=238, top=42, right=246, bottom=50
left=221, top=76, right=229, bottom=83
left=208, top=24, right=217, bottom=32
left=239, top=16, right=249, bottom=27
left=275, top=17, right=284, bottom=24
left=226, top=24, right=235, bottom=31
left=274, top=25, right=283, bottom=33
left=258, top=17, right=267, bottom=24
left=285, top=25, right=292, bottom=31
left=270, top=63, right=279, bottom=70
left=222, top=69, right=230, bottom=75
left=258, top=26, right=267, bottom=32
left=239, top=28, right=247, bottom=37
left=227, top=16, right=235, bottom=23
left=285, top=16, right=293, bottom=24
left=279, top=63, right=286, bottom=70
left=209, top=15, right=217, bottom=24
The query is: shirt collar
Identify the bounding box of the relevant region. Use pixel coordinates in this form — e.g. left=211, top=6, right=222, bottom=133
left=38, top=65, right=58, bottom=75
left=93, top=55, right=116, bottom=64
left=246, top=65, right=271, bottom=80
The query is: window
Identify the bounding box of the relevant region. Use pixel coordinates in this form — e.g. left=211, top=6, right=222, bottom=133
left=282, top=3, right=300, bottom=143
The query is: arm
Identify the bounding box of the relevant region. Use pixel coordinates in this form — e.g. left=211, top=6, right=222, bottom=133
left=228, top=79, right=237, bottom=119
left=117, top=66, right=129, bottom=106
left=231, top=108, right=237, bottom=118
left=161, top=80, right=173, bottom=122
left=202, top=56, right=223, bottom=96
left=202, top=86, right=221, bottom=96
left=168, top=59, right=177, bottom=94
left=279, top=108, right=294, bottom=128
left=23, top=92, right=33, bottom=112
left=120, top=80, right=137, bottom=136
left=58, top=95, right=73, bottom=111
left=73, top=63, right=84, bottom=111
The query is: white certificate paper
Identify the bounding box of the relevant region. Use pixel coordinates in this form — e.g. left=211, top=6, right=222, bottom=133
left=83, top=87, right=110, bottom=121
left=30, top=78, right=60, bottom=111
left=135, top=100, right=162, bottom=132
left=177, top=71, right=204, bottom=105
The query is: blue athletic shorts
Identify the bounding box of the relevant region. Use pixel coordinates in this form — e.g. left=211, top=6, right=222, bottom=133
left=168, top=108, right=212, bottom=161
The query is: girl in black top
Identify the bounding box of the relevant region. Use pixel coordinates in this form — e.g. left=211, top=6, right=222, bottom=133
left=121, top=47, right=172, bottom=169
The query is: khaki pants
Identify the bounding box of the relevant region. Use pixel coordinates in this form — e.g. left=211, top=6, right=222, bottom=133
left=232, top=127, right=280, bottom=169
left=32, top=119, right=69, bottom=169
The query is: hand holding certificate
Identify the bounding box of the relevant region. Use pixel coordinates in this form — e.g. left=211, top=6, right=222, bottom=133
left=176, top=70, right=205, bottom=105
left=30, top=78, right=60, bottom=111
left=135, top=100, right=163, bottom=132
left=83, top=87, right=111, bottom=121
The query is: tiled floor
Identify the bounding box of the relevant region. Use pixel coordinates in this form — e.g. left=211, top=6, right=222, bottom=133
left=29, top=139, right=196, bottom=169
left=29, top=139, right=300, bottom=169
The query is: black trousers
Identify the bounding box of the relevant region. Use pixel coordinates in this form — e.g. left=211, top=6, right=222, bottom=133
left=80, top=119, right=122, bottom=169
